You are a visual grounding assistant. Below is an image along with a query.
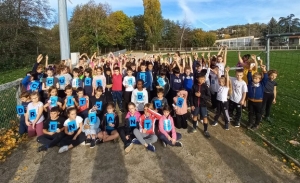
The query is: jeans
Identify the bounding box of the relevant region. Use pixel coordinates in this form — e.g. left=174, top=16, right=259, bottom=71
left=19, top=116, right=28, bottom=135
left=159, top=132, right=182, bottom=146
left=112, top=91, right=123, bottom=110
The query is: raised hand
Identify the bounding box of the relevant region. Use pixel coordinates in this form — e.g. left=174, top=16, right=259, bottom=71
left=37, top=54, right=43, bottom=63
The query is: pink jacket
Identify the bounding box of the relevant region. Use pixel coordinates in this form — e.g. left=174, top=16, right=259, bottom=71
left=125, top=111, right=141, bottom=122
left=159, top=115, right=177, bottom=140
left=173, top=90, right=188, bottom=115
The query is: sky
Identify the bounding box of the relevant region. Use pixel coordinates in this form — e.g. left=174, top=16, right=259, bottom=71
left=50, top=0, right=300, bottom=31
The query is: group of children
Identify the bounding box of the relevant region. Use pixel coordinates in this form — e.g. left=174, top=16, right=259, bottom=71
left=16, top=48, right=278, bottom=153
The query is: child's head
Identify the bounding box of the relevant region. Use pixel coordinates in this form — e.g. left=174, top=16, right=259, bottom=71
left=65, top=85, right=73, bottom=96
left=217, top=55, right=223, bottom=63
left=243, top=54, right=251, bottom=62
left=268, top=70, right=278, bottom=81
left=37, top=65, right=44, bottom=73
left=136, top=79, right=144, bottom=90
left=184, top=67, right=191, bottom=75
left=235, top=69, right=244, bottom=80
left=84, top=68, right=93, bottom=77
left=196, top=63, right=202, bottom=72
left=50, top=106, right=60, bottom=119
left=30, top=92, right=40, bottom=103
left=20, top=91, right=30, bottom=102
left=140, top=63, right=146, bottom=71
left=106, top=102, right=115, bottom=113
left=78, top=66, right=84, bottom=76
left=196, top=74, right=206, bottom=84
left=144, top=103, right=151, bottom=116
left=157, top=88, right=164, bottom=98
left=210, top=64, right=219, bottom=74
left=162, top=105, right=171, bottom=117
left=173, top=67, right=180, bottom=75
left=218, top=76, right=226, bottom=86
left=48, top=86, right=58, bottom=97
left=160, top=70, right=166, bottom=78
left=95, top=67, right=103, bottom=76
left=113, top=67, right=120, bottom=75
left=46, top=68, right=54, bottom=77
left=67, top=107, right=77, bottom=120
left=252, top=72, right=262, bottom=84
left=95, top=86, right=103, bottom=96
left=131, top=63, right=136, bottom=71
left=126, top=68, right=133, bottom=76
left=76, top=87, right=84, bottom=98
left=177, top=88, right=185, bottom=98
left=128, top=102, right=136, bottom=114
left=147, top=63, right=153, bottom=70
left=105, top=68, right=111, bottom=75
left=73, top=68, right=80, bottom=77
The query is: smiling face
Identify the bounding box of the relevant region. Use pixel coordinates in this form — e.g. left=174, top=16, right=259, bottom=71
left=236, top=71, right=244, bottom=81
left=68, top=110, right=77, bottom=120
left=269, top=73, right=277, bottom=81
left=50, top=88, right=57, bottom=96
left=128, top=104, right=136, bottom=114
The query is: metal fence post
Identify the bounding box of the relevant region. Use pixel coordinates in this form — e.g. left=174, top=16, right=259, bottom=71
left=266, top=38, right=270, bottom=70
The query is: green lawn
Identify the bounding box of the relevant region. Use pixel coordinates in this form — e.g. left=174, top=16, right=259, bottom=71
left=0, top=67, right=31, bottom=85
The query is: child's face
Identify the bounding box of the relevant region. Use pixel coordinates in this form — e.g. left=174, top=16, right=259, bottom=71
left=96, top=69, right=102, bottom=75
left=218, top=79, right=225, bottom=86
left=177, top=92, right=183, bottom=98
left=197, top=77, right=205, bottom=84
left=197, top=67, right=202, bottom=72
left=107, top=106, right=114, bottom=113
left=95, top=91, right=102, bottom=96
left=148, top=65, right=153, bottom=70
left=253, top=76, right=261, bottom=84
left=269, top=73, right=277, bottom=81
left=128, top=105, right=136, bottom=114
left=141, top=66, right=146, bottom=71
left=106, top=70, right=111, bottom=75
left=137, top=82, right=143, bottom=89
left=68, top=110, right=77, bottom=120
left=47, top=70, right=53, bottom=77
left=185, top=69, right=191, bottom=75
left=73, top=72, right=79, bottom=77
left=217, top=57, right=223, bottom=63
left=114, top=70, right=120, bottom=75
left=77, top=91, right=84, bottom=98
left=30, top=95, right=39, bottom=103
left=84, top=71, right=89, bottom=77
left=37, top=68, right=43, bottom=73
left=236, top=72, right=243, bottom=80
left=157, top=92, right=163, bottom=98
left=21, top=97, right=28, bottom=102
left=50, top=89, right=57, bottom=96
left=65, top=89, right=73, bottom=96
left=50, top=111, right=59, bottom=120
left=131, top=66, right=136, bottom=70
left=163, top=110, right=170, bottom=117
left=127, top=71, right=133, bottom=76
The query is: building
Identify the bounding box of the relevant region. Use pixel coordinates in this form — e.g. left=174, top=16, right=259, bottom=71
left=289, top=36, right=300, bottom=45
left=215, top=36, right=255, bottom=47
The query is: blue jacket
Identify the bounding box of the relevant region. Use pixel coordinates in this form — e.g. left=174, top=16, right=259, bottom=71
left=247, top=71, right=268, bottom=102
left=22, top=76, right=41, bottom=92
left=170, top=74, right=183, bottom=91
left=136, top=71, right=151, bottom=89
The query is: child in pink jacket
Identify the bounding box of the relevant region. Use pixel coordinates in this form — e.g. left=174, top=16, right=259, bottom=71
left=158, top=106, right=183, bottom=147
left=173, top=89, right=188, bottom=129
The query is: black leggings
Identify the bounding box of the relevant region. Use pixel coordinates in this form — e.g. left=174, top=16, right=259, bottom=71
left=211, top=92, right=217, bottom=109
left=229, top=100, right=242, bottom=123
left=248, top=101, right=262, bottom=126
left=262, top=92, right=274, bottom=118
left=174, top=113, right=188, bottom=129
left=59, top=131, right=86, bottom=147
left=123, top=91, right=132, bottom=111
left=214, top=101, right=230, bottom=124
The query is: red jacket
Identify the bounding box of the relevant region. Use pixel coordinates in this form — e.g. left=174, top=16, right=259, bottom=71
left=140, top=109, right=162, bottom=135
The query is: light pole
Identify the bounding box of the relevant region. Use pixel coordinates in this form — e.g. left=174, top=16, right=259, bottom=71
left=58, top=0, right=70, bottom=60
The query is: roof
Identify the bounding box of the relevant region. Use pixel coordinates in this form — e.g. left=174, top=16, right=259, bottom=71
left=289, top=36, right=300, bottom=39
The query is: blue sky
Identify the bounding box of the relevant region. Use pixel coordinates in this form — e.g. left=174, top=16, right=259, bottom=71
left=50, top=0, right=300, bottom=31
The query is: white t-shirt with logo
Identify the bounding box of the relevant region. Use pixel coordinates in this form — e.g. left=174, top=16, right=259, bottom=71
left=229, top=77, right=248, bottom=104
left=216, top=86, right=229, bottom=102
left=63, top=116, right=83, bottom=131
left=123, top=76, right=136, bottom=92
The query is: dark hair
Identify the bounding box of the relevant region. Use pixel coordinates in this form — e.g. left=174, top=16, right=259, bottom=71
left=50, top=106, right=60, bottom=113
left=106, top=102, right=115, bottom=108
left=73, top=68, right=80, bottom=74
left=65, top=85, right=72, bottom=91
left=236, top=69, right=244, bottom=73
left=127, top=68, right=133, bottom=72
left=48, top=86, right=58, bottom=97
left=210, top=64, right=219, bottom=70
left=157, top=88, right=164, bottom=94
left=114, top=67, right=120, bottom=71
left=20, top=91, right=30, bottom=98
left=200, top=69, right=207, bottom=75
left=84, top=68, right=93, bottom=77
left=76, top=87, right=84, bottom=93
left=162, top=105, right=171, bottom=112
left=160, top=70, right=166, bottom=76
left=173, top=67, right=180, bottom=74
left=95, top=86, right=103, bottom=92
left=197, top=73, right=206, bottom=78
left=136, top=79, right=144, bottom=85
left=67, top=107, right=77, bottom=115
left=140, top=63, right=146, bottom=67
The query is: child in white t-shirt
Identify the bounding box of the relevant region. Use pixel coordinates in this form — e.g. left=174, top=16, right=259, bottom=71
left=123, top=68, right=136, bottom=112
left=211, top=67, right=231, bottom=130
left=131, top=79, right=148, bottom=115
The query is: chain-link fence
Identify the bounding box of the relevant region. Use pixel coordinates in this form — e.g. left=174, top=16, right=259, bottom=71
left=0, top=78, right=22, bottom=129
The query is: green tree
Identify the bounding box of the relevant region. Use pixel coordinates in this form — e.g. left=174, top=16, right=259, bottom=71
left=143, top=0, right=163, bottom=51
left=161, top=19, right=180, bottom=48
left=267, top=17, right=279, bottom=34
left=278, top=14, right=300, bottom=33
left=132, top=15, right=146, bottom=50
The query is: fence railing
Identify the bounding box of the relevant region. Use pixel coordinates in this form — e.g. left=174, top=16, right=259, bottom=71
left=158, top=46, right=300, bottom=52
left=0, top=78, right=22, bottom=129
left=102, top=49, right=127, bottom=57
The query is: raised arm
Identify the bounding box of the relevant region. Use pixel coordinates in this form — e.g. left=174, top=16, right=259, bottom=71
left=217, top=46, right=223, bottom=56
left=225, top=67, right=230, bottom=88
left=223, top=46, right=227, bottom=65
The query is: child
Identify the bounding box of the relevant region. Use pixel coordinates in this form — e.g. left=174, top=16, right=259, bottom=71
left=43, top=87, right=63, bottom=118
left=62, top=85, right=78, bottom=115
left=132, top=104, right=160, bottom=152
left=155, top=70, right=170, bottom=97
left=173, top=89, right=188, bottom=129
left=42, top=68, right=59, bottom=99
left=37, top=107, right=66, bottom=152
left=71, top=68, right=83, bottom=94
left=151, top=88, right=168, bottom=115
left=97, top=102, right=119, bottom=143
left=25, top=92, right=45, bottom=137
left=123, top=68, right=136, bottom=111
left=209, top=65, right=220, bottom=110
left=211, top=67, right=231, bottom=130
left=182, top=67, right=194, bottom=98
left=104, top=68, right=113, bottom=102
left=82, top=68, right=94, bottom=98
left=93, top=67, right=106, bottom=95
left=147, top=63, right=155, bottom=101
left=158, top=106, right=183, bottom=147
left=228, top=69, right=248, bottom=127
left=216, top=46, right=227, bottom=76
left=136, top=63, right=151, bottom=90
left=82, top=108, right=101, bottom=148
left=22, top=72, right=40, bottom=93
left=76, top=87, right=89, bottom=119
left=247, top=64, right=268, bottom=130
left=89, top=86, right=107, bottom=120
left=56, top=65, right=72, bottom=98
left=117, top=102, right=141, bottom=153
left=169, top=67, right=184, bottom=106
left=190, top=74, right=211, bottom=137
left=19, top=92, right=31, bottom=135
left=58, top=107, right=86, bottom=153
left=131, top=79, right=148, bottom=115
left=262, top=70, right=278, bottom=122
left=112, top=66, right=124, bottom=112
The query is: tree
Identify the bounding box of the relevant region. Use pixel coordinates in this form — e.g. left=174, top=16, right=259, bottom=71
left=278, top=14, right=300, bottom=33
left=267, top=17, right=278, bottom=34
left=179, top=16, right=191, bottom=50
left=192, top=29, right=216, bottom=47
left=143, top=0, right=163, bottom=51
left=132, top=15, right=146, bottom=50
left=161, top=19, right=180, bottom=48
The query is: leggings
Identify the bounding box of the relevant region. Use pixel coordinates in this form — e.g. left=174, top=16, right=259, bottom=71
left=59, top=131, right=86, bottom=147
left=262, top=92, right=274, bottom=118
left=214, top=101, right=230, bottom=124
left=28, top=122, right=44, bottom=137
left=248, top=100, right=262, bottom=126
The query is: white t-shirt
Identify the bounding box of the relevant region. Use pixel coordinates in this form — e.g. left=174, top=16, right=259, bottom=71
left=27, top=102, right=45, bottom=124
left=216, top=62, right=225, bottom=76
left=131, top=89, right=148, bottom=111
left=230, top=77, right=248, bottom=104
left=123, top=76, right=136, bottom=91
left=216, top=86, right=229, bottom=102
left=64, top=116, right=83, bottom=131
left=210, top=72, right=219, bottom=93
left=56, top=73, right=72, bottom=90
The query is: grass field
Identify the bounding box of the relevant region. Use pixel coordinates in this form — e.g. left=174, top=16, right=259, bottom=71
left=0, top=51, right=299, bottom=162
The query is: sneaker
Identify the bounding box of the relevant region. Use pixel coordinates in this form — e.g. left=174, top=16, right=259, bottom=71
left=162, top=141, right=167, bottom=148
left=90, top=139, right=96, bottom=148
left=132, top=138, right=141, bottom=145
left=234, top=122, right=240, bottom=128
left=85, top=138, right=92, bottom=145
left=211, top=121, right=218, bottom=126
left=251, top=125, right=259, bottom=130
left=58, top=145, right=69, bottom=153
left=229, top=117, right=234, bottom=121
left=174, top=141, right=183, bottom=147
left=124, top=143, right=134, bottom=153
left=146, top=144, right=156, bottom=152
left=190, top=128, right=197, bottom=133
left=204, top=131, right=211, bottom=138
left=200, top=120, right=203, bottom=124
left=225, top=123, right=229, bottom=130
left=96, top=138, right=103, bottom=145
left=38, top=145, right=48, bottom=152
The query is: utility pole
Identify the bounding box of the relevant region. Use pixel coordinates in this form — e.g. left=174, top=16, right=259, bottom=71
left=58, top=0, right=70, bottom=60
